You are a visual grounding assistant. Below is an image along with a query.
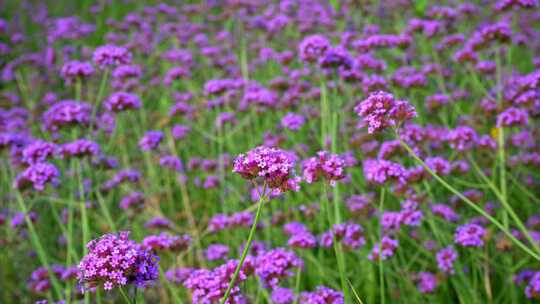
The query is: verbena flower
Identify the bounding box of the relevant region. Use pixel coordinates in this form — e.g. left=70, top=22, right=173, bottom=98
left=78, top=231, right=159, bottom=290
left=454, top=223, right=485, bottom=247
left=233, top=146, right=300, bottom=194
left=14, top=162, right=59, bottom=191
left=436, top=246, right=458, bottom=274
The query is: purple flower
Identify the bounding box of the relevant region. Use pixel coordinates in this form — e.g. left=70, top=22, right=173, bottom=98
left=363, top=159, right=405, bottom=184
left=93, top=45, right=132, bottom=68
left=171, top=124, right=191, bottom=140
left=138, top=130, right=163, bottom=151
left=271, top=287, right=295, bottom=304
left=141, top=232, right=190, bottom=252
left=165, top=267, right=194, bottom=285
left=298, top=35, right=331, bottom=63
left=454, top=223, right=485, bottom=247
left=436, top=247, right=458, bottom=274
left=302, top=151, right=345, bottom=186
left=159, top=155, right=183, bottom=172
left=255, top=248, right=303, bottom=288
left=42, top=100, right=92, bottom=132
left=14, top=162, right=59, bottom=191
left=299, top=286, right=344, bottom=304
left=184, top=259, right=253, bottom=304
left=497, top=107, right=529, bottom=127
left=281, top=112, right=305, bottom=131
left=104, top=92, right=141, bottom=112
left=354, top=91, right=415, bottom=134
left=416, top=272, right=437, bottom=293
left=21, top=141, right=58, bottom=165
left=205, top=244, right=230, bottom=261
left=60, top=139, right=100, bottom=158
left=78, top=231, right=159, bottom=290
left=431, top=204, right=460, bottom=222
left=60, top=61, right=94, bottom=84
left=233, top=146, right=300, bottom=193
left=447, top=126, right=477, bottom=151
left=368, top=236, right=398, bottom=261
left=144, top=217, right=172, bottom=230
left=526, top=272, right=540, bottom=299
left=288, top=232, right=317, bottom=249
left=119, top=192, right=145, bottom=210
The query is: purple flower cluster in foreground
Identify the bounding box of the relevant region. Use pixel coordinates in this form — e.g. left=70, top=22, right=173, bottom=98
left=78, top=231, right=158, bottom=290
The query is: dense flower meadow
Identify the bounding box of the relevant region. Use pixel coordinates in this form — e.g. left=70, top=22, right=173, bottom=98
left=1, top=0, right=540, bottom=303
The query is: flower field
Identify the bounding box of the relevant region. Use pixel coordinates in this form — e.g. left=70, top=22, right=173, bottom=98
left=1, top=0, right=540, bottom=303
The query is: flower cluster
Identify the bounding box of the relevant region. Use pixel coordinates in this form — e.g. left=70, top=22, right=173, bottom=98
left=77, top=231, right=159, bottom=290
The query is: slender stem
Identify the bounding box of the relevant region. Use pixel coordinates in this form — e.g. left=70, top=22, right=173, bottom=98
left=398, top=138, right=540, bottom=261
left=15, top=193, right=63, bottom=299
left=220, top=184, right=267, bottom=304
left=90, top=69, right=109, bottom=134
left=118, top=286, right=133, bottom=304
left=378, top=187, right=386, bottom=304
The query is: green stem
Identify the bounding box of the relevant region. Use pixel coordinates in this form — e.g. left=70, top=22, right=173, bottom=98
left=378, top=187, right=386, bottom=304
left=15, top=193, right=63, bottom=299
left=220, top=184, right=267, bottom=304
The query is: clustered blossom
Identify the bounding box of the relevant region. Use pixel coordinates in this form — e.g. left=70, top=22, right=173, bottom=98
left=165, top=267, right=194, bottom=285
left=526, top=272, right=540, bottom=299
left=60, top=60, right=94, bottom=83
left=271, top=287, right=295, bottom=304
left=255, top=248, right=303, bottom=288
left=77, top=231, right=159, bottom=290
left=207, top=211, right=254, bottom=233
left=14, top=162, right=60, bottom=191
left=93, top=45, right=132, bottom=68
left=320, top=223, right=366, bottom=250
left=281, top=112, right=305, bottom=131
left=28, top=264, right=77, bottom=294
left=454, top=223, right=486, bottom=247
left=299, top=286, right=344, bottom=304
left=184, top=259, right=253, bottom=304
left=42, top=100, right=92, bottom=132
left=104, top=92, right=141, bottom=112
left=302, top=151, right=346, bottom=186
left=141, top=232, right=190, bottom=252
left=205, top=244, right=230, bottom=261
left=119, top=192, right=145, bottom=210
left=416, top=272, right=437, bottom=293
left=233, top=146, right=300, bottom=193
left=138, top=130, right=163, bottom=151
left=21, top=141, right=57, bottom=165
left=59, top=139, right=100, bottom=158
left=368, top=236, right=399, bottom=261
left=363, top=159, right=405, bottom=184
left=354, top=91, right=416, bottom=134
left=497, top=107, right=529, bottom=127
left=436, top=247, right=458, bottom=274
left=298, top=34, right=330, bottom=63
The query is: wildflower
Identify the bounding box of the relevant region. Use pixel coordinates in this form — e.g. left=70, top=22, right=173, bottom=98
left=302, top=151, right=345, bottom=186
left=298, top=35, right=330, bottom=63
left=281, top=112, right=305, bottom=131
left=138, top=130, right=163, bottom=151
left=233, top=146, right=300, bottom=193
left=42, top=100, right=92, bottom=132
left=93, top=45, right=132, bottom=68
left=272, top=287, right=295, bottom=304
left=60, top=61, right=94, bottom=84
left=368, top=236, right=399, bottom=261
left=77, top=231, right=159, bottom=290
left=416, top=272, right=437, bottom=293
left=497, top=107, right=529, bottom=127
left=299, top=286, right=344, bottom=304
left=104, top=92, right=141, bottom=112
left=436, top=247, right=458, bottom=274
left=14, top=162, right=59, bottom=191
left=454, top=223, right=485, bottom=247
left=255, top=248, right=303, bottom=288
left=205, top=244, right=230, bottom=261
left=354, top=91, right=415, bottom=133
left=141, top=232, right=190, bottom=252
